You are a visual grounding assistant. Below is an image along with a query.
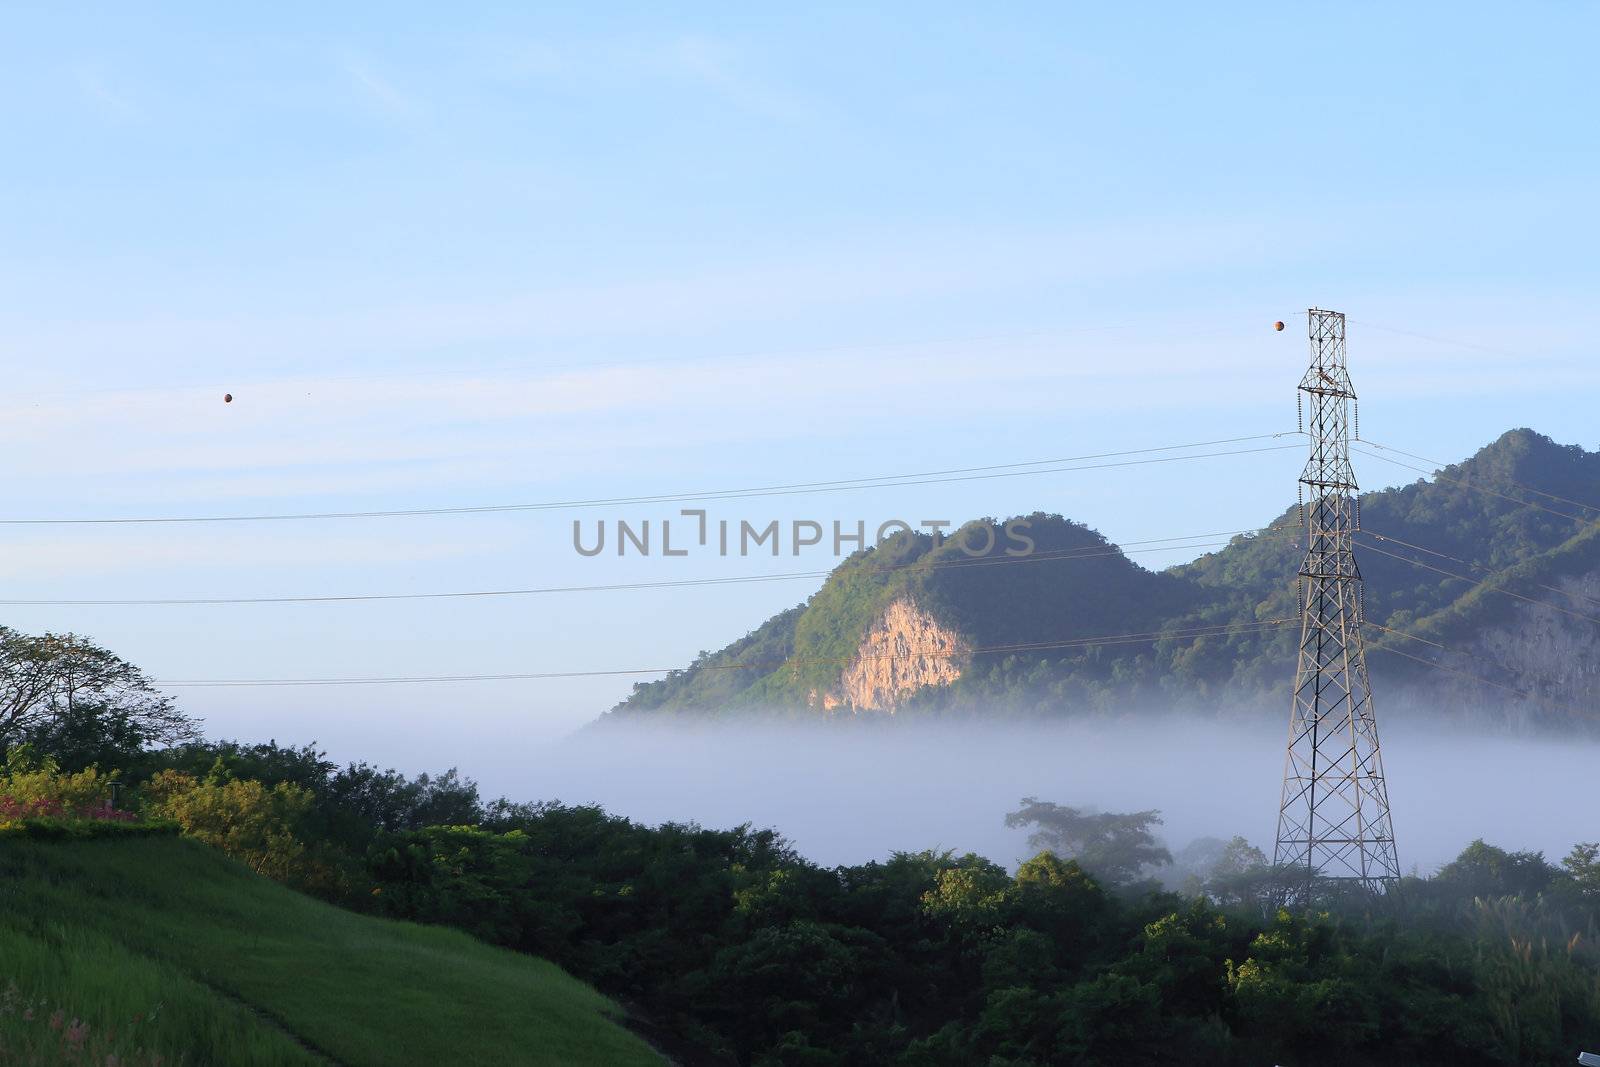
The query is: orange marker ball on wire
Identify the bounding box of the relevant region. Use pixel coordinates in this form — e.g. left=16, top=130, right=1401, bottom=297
left=1274, top=321, right=1285, bottom=332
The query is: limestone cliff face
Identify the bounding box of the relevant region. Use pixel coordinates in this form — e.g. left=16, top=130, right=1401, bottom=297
left=826, top=598, right=968, bottom=712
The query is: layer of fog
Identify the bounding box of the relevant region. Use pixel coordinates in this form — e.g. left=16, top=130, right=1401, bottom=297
left=509, top=715, right=1599, bottom=875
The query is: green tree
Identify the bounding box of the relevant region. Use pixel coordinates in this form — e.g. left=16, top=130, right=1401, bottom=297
left=1004, top=798, right=1171, bottom=886
left=1560, top=842, right=1600, bottom=901
left=1434, top=839, right=1557, bottom=898
left=0, top=629, right=199, bottom=762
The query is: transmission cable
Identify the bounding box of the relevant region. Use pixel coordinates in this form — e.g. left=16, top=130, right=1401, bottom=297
left=152, top=618, right=1297, bottom=688
left=1354, top=445, right=1594, bottom=526
left=1359, top=437, right=1600, bottom=515
left=1343, top=319, right=1523, bottom=360
left=1365, top=622, right=1593, bottom=721
left=1360, top=528, right=1600, bottom=611
left=1357, top=538, right=1600, bottom=628
left=0, top=526, right=1297, bottom=607
left=0, top=434, right=1300, bottom=526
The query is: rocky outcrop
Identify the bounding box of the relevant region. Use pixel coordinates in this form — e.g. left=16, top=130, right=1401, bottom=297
left=1409, top=571, right=1600, bottom=729
left=830, top=598, right=968, bottom=712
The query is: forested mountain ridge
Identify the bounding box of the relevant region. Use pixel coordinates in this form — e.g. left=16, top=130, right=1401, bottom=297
left=608, top=429, right=1600, bottom=730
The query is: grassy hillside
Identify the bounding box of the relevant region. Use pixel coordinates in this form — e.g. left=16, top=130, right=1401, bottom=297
left=0, top=835, right=661, bottom=1066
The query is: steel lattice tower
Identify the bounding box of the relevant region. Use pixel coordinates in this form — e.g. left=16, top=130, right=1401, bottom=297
left=1274, top=308, right=1400, bottom=894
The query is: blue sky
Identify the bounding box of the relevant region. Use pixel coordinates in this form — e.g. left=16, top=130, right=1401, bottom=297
left=2, top=4, right=1598, bottom=790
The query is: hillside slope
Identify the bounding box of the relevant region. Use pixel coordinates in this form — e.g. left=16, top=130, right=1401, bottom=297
left=0, top=835, right=661, bottom=1066
left=607, top=429, right=1600, bottom=729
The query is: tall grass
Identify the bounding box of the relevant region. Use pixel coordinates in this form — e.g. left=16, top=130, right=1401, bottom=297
left=0, top=836, right=661, bottom=1066
left=1464, top=896, right=1600, bottom=1063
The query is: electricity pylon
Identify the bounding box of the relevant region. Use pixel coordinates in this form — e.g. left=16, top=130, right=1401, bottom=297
left=1274, top=308, right=1400, bottom=895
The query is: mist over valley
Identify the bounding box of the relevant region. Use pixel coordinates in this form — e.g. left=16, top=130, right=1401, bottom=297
left=527, top=716, right=1596, bottom=877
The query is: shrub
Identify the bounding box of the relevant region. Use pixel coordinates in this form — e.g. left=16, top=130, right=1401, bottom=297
left=0, top=747, right=143, bottom=833
left=141, top=770, right=315, bottom=883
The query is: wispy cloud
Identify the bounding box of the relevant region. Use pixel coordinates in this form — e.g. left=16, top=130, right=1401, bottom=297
left=0, top=217, right=1326, bottom=370
left=0, top=216, right=1587, bottom=512
left=0, top=316, right=1558, bottom=513
left=662, top=34, right=819, bottom=123
left=477, top=32, right=820, bottom=124
left=72, top=64, right=141, bottom=121
left=340, top=52, right=418, bottom=120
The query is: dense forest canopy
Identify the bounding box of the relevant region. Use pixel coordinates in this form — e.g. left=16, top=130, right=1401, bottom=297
left=5, top=706, right=1600, bottom=1065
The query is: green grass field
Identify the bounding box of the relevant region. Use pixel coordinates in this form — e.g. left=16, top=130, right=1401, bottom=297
left=0, top=835, right=662, bottom=1066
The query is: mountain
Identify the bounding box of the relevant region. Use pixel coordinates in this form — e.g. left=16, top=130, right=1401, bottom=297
left=606, top=429, right=1600, bottom=731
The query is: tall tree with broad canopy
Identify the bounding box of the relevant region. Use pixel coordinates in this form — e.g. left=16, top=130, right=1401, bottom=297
left=1005, top=797, right=1172, bottom=886
left=0, top=627, right=199, bottom=764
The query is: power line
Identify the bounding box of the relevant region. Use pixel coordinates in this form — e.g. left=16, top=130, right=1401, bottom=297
left=1352, top=444, right=1600, bottom=619
left=0, top=531, right=1280, bottom=604
left=1364, top=620, right=1449, bottom=653
left=1354, top=445, right=1595, bottom=526
left=1365, top=624, right=1593, bottom=721
left=1344, top=319, right=1522, bottom=360
left=152, top=617, right=1296, bottom=688
left=0, top=571, right=831, bottom=607
left=1357, top=538, right=1600, bottom=628
left=1359, top=437, right=1600, bottom=516
left=155, top=609, right=1580, bottom=712
left=0, top=434, right=1301, bottom=526
left=1361, top=528, right=1600, bottom=611
left=0, top=527, right=1296, bottom=607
